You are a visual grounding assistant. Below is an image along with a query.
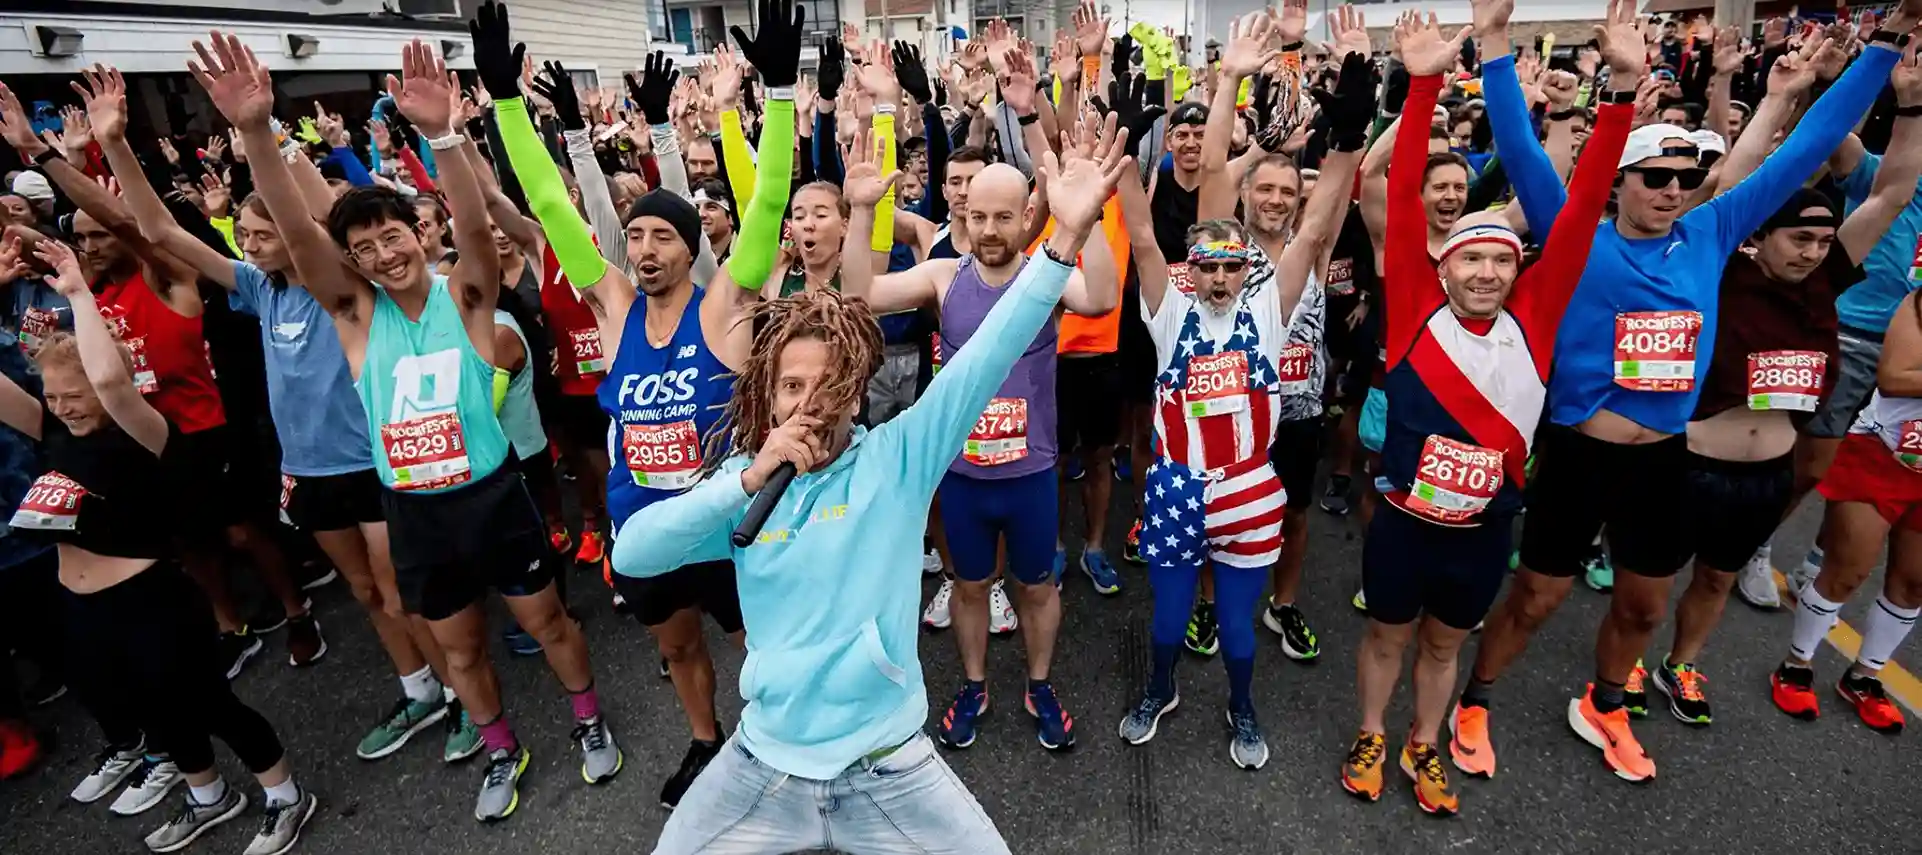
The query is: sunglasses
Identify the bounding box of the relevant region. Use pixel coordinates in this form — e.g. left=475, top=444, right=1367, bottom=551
left=1625, top=165, right=1709, bottom=191
left=1192, top=261, right=1247, bottom=275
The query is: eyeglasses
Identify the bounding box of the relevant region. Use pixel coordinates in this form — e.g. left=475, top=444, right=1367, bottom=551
left=1193, top=261, right=1247, bottom=275
left=348, top=230, right=416, bottom=265
left=1625, top=166, right=1709, bottom=191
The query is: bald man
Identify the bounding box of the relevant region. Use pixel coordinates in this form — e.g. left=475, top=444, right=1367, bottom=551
left=841, top=162, right=1118, bottom=752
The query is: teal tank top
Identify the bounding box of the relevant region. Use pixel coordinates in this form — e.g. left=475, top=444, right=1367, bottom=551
left=356, top=276, right=511, bottom=492
left=491, top=309, right=548, bottom=461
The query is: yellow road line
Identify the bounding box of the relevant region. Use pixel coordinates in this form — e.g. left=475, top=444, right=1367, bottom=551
left=1774, top=567, right=1922, bottom=716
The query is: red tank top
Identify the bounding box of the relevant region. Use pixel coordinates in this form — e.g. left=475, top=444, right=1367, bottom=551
left=96, top=270, right=225, bottom=433
left=538, top=242, right=607, bottom=396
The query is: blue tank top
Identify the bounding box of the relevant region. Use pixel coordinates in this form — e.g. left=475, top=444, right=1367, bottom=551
left=939, top=255, right=1057, bottom=480
left=600, top=287, right=735, bottom=533
left=356, top=277, right=512, bottom=492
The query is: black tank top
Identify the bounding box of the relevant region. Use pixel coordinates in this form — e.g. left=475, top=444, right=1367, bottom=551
left=22, top=411, right=187, bottom=559
left=1150, top=164, right=1200, bottom=265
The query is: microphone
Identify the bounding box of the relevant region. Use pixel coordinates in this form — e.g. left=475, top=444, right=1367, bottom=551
left=731, top=462, right=797, bottom=547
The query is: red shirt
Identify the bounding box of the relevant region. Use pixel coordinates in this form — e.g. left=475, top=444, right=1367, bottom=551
left=538, top=243, right=607, bottom=396
left=96, top=270, right=225, bottom=433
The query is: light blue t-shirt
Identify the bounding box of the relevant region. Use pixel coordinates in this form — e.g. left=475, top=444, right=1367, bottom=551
left=1833, top=152, right=1922, bottom=335
left=227, top=260, right=373, bottom=477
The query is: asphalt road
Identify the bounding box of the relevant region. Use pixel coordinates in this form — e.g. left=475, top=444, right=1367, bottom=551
left=3, top=460, right=1919, bottom=855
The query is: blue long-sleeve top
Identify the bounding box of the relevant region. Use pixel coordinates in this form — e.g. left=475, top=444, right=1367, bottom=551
left=1484, top=48, right=1900, bottom=434
left=610, top=253, right=1074, bottom=780
left=324, top=146, right=375, bottom=187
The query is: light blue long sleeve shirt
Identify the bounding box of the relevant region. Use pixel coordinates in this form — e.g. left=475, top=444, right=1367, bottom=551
left=611, top=252, right=1074, bottom=780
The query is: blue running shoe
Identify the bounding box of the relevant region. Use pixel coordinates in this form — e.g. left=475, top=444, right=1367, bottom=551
left=1025, top=682, right=1076, bottom=750
left=1081, top=551, right=1122, bottom=595
left=1065, top=457, right=1085, bottom=481
left=938, top=683, right=988, bottom=749
left=1113, top=447, right=1133, bottom=484
left=503, top=623, right=542, bottom=656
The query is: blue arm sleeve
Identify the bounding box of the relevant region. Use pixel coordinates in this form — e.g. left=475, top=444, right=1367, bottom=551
left=1481, top=54, right=1564, bottom=233
left=1707, top=45, right=1901, bottom=251
left=610, top=458, right=748, bottom=578
left=325, top=147, right=375, bottom=187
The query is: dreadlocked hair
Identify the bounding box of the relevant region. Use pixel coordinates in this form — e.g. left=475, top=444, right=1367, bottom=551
left=698, top=288, right=884, bottom=478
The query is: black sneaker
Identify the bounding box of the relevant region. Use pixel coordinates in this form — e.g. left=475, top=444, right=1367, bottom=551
left=1653, top=659, right=1712, bottom=726
left=23, top=677, right=67, bottom=708
left=657, top=657, right=670, bottom=679
left=659, top=736, right=724, bottom=810
left=1260, top=603, right=1320, bottom=661
left=219, top=630, right=265, bottom=680
left=1320, top=475, right=1352, bottom=516
left=297, top=562, right=338, bottom=591
left=1184, top=601, right=1219, bottom=656
left=248, top=598, right=313, bottom=635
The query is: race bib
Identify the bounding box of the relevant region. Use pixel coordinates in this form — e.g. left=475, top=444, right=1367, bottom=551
left=125, top=336, right=158, bottom=395
left=1325, top=257, right=1356, bottom=296
left=964, top=397, right=1029, bottom=466
left=1276, top=343, right=1313, bottom=395
left=11, top=472, right=84, bottom=531
left=278, top=474, right=294, bottom=525
left=1613, top=311, right=1702, bottom=392
left=931, top=332, right=943, bottom=375
left=382, top=413, right=472, bottom=491
left=1169, top=262, right=1196, bottom=296
left=568, top=328, right=607, bottom=375
left=1747, top=351, right=1827, bottom=412
left=1184, top=351, right=1250, bottom=418
left=1405, top=435, right=1504, bottom=523
left=18, top=307, right=57, bottom=353
left=623, top=420, right=703, bottom=490
left=1898, top=420, right=1922, bottom=471
left=1910, top=234, right=1922, bottom=283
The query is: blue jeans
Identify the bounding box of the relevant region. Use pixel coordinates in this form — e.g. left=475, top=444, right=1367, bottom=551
left=652, top=731, right=1012, bottom=855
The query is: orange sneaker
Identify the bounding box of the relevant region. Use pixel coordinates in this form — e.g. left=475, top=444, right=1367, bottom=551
left=575, top=530, right=606, bottom=564
left=1770, top=664, right=1820, bottom=720
left=549, top=527, right=573, bottom=554
left=1624, top=659, right=1649, bottom=718
left=1400, top=741, right=1460, bottom=816
left=1448, top=702, right=1495, bottom=778
left=1567, top=684, right=1656, bottom=782
left=1340, top=731, right=1387, bottom=801
left=1837, top=673, right=1906, bottom=734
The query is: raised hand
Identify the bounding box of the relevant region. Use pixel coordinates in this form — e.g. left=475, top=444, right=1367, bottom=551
left=1330, top=4, right=1371, bottom=59
left=1107, top=72, right=1165, bottom=149
left=1052, top=30, right=1081, bottom=85
left=1039, top=109, right=1130, bottom=236
left=1001, top=49, right=1038, bottom=115
left=841, top=127, right=901, bottom=208
left=0, top=84, right=51, bottom=156
left=532, top=59, right=586, bottom=130
left=188, top=31, right=276, bottom=129
left=1894, top=42, right=1922, bottom=107
left=1888, top=0, right=1922, bottom=40
left=627, top=51, right=679, bottom=125
left=1221, top=10, right=1280, bottom=79
left=1516, top=52, right=1545, bottom=104
left=1312, top=50, right=1379, bottom=150
left=1396, top=11, right=1472, bottom=77
left=203, top=133, right=227, bottom=163
left=1074, top=0, right=1109, bottom=57
left=957, top=40, right=990, bottom=73
left=730, top=0, right=804, bottom=88
left=314, top=103, right=349, bottom=147
left=1809, top=34, right=1848, bottom=81
left=1470, top=0, right=1514, bottom=42
left=67, top=65, right=125, bottom=144
left=1761, top=16, right=1788, bottom=51
left=387, top=39, right=456, bottom=136
left=708, top=43, right=744, bottom=107
left=368, top=116, right=394, bottom=154
left=892, top=41, right=932, bottom=104
left=1592, top=0, right=1649, bottom=78
left=1542, top=69, right=1580, bottom=109
left=1276, top=0, right=1309, bottom=46
left=0, top=235, right=30, bottom=282
left=32, top=241, right=87, bottom=299
left=1711, top=24, right=1743, bottom=76
left=199, top=173, right=231, bottom=217
left=469, top=0, right=527, bottom=101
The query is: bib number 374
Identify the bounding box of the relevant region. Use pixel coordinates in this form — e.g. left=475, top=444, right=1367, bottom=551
left=964, top=397, right=1029, bottom=466
left=1406, top=435, right=1503, bottom=524
left=1614, top=310, right=1702, bottom=392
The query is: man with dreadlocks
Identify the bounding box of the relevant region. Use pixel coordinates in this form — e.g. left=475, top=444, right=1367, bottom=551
left=610, top=110, right=1131, bottom=855
left=487, top=0, right=800, bottom=811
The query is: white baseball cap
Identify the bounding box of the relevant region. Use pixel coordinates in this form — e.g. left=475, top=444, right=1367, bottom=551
left=1617, top=123, right=1701, bottom=169
left=10, top=171, right=53, bottom=202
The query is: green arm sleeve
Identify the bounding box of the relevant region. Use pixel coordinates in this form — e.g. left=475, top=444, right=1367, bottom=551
left=870, top=110, right=897, bottom=253
left=494, top=97, right=607, bottom=289
left=725, top=98, right=796, bottom=292
left=719, top=109, right=757, bottom=213
left=492, top=367, right=510, bottom=413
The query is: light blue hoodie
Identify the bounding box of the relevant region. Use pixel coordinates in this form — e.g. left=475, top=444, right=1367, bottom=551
left=611, top=253, right=1073, bottom=780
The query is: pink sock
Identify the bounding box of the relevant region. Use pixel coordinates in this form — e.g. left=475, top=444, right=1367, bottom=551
left=477, top=716, right=518, bottom=754
left=569, top=684, right=601, bottom=722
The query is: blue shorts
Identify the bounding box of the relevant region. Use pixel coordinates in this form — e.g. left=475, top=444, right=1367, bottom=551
left=1360, top=386, right=1387, bottom=454
left=1362, top=503, right=1514, bottom=631
left=938, top=468, right=1059, bottom=585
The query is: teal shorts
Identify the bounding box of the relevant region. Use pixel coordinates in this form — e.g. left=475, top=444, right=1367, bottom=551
left=1360, top=386, right=1387, bottom=454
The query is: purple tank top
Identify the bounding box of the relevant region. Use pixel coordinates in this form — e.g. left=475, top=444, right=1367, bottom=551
left=939, top=255, right=1059, bottom=480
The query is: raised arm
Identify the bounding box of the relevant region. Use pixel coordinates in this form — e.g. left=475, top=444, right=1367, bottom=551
left=1384, top=15, right=1471, bottom=357
left=1839, top=44, right=1922, bottom=264
left=1274, top=46, right=1374, bottom=320
left=1358, top=115, right=1397, bottom=266
left=492, top=55, right=609, bottom=305
left=41, top=241, right=168, bottom=453
left=1474, top=0, right=1564, bottom=233
left=1509, top=88, right=1634, bottom=336
left=1200, top=10, right=1281, bottom=220
left=718, top=68, right=798, bottom=291
left=394, top=35, right=498, bottom=322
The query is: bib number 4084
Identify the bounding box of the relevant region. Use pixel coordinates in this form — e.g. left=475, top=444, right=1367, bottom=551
left=1614, top=311, right=1702, bottom=392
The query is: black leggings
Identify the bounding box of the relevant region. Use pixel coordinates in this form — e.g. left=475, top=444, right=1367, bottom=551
left=64, top=562, right=285, bottom=776
left=0, top=550, right=64, bottom=719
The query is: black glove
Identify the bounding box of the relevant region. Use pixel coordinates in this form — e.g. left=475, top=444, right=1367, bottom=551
left=532, top=60, right=585, bottom=131
left=817, top=37, right=846, bottom=102
left=892, top=41, right=932, bottom=104
left=469, top=0, right=527, bottom=102
left=729, top=0, right=804, bottom=89
left=1313, top=51, right=1378, bottom=152
left=1107, top=73, right=1166, bottom=155
left=626, top=50, right=679, bottom=126
left=1111, top=34, right=1134, bottom=84
left=1382, top=62, right=1410, bottom=116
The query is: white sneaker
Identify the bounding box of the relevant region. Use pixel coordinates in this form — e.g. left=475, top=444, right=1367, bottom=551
left=922, top=548, right=944, bottom=575
left=1735, top=544, right=1781, bottom=609
left=1786, top=556, right=1820, bottom=600
left=922, top=578, right=954, bottom=629
left=110, top=757, right=183, bottom=816
left=71, top=742, right=145, bottom=804
left=989, top=580, right=1019, bottom=634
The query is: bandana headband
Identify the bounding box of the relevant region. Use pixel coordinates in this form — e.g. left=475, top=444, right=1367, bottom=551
left=1438, top=224, right=1523, bottom=263
left=1187, top=240, right=1250, bottom=265
left=690, top=188, right=732, bottom=211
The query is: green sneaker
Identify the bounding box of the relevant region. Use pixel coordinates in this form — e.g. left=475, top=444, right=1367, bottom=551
left=1582, top=549, right=1614, bottom=593
left=443, top=699, right=484, bottom=763
left=1184, top=601, right=1219, bottom=656
left=357, top=697, right=449, bottom=760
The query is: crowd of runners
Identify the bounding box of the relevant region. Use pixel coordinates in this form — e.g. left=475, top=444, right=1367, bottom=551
left=0, top=0, right=1920, bottom=849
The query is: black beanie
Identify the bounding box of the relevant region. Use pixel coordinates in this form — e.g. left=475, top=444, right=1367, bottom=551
left=623, top=189, right=703, bottom=255
left=1760, top=188, right=1839, bottom=234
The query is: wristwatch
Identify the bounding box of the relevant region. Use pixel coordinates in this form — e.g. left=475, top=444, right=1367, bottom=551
left=1597, top=88, right=1636, bottom=105
left=31, top=147, right=63, bottom=167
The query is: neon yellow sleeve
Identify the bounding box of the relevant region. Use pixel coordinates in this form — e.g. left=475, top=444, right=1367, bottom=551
left=719, top=109, right=757, bottom=213
left=723, top=98, right=796, bottom=292
left=870, top=109, right=897, bottom=253
left=492, top=367, right=510, bottom=413
left=494, top=97, right=607, bottom=289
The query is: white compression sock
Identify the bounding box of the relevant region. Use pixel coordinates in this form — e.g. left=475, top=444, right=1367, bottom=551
left=1855, top=596, right=1921, bottom=672
left=189, top=777, right=228, bottom=807
left=264, top=776, right=301, bottom=808
left=399, top=666, right=441, bottom=704
left=1789, top=584, right=1846, bottom=663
